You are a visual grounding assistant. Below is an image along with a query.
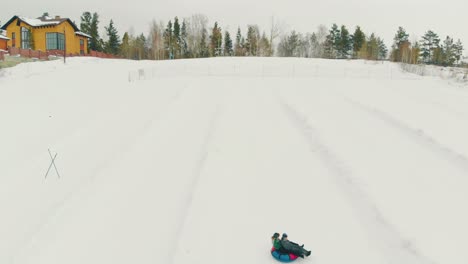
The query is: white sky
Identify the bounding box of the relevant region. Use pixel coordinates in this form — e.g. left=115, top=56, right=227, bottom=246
left=1, top=0, right=467, bottom=55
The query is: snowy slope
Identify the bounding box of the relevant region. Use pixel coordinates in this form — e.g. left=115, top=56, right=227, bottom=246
left=1, top=57, right=467, bottom=264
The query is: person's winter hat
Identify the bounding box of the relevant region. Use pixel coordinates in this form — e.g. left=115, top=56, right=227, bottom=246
left=272, top=233, right=280, bottom=238
left=282, top=233, right=288, bottom=238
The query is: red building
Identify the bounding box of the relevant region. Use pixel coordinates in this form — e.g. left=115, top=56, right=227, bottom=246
left=0, top=34, right=9, bottom=50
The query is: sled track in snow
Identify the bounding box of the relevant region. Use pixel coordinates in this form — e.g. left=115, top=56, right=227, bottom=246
left=344, top=97, right=468, bottom=175
left=401, top=92, right=468, bottom=120
left=169, top=103, right=223, bottom=264
left=277, top=95, right=436, bottom=264
left=9, top=86, right=189, bottom=264
left=427, top=100, right=468, bottom=119
left=141, top=85, right=188, bottom=133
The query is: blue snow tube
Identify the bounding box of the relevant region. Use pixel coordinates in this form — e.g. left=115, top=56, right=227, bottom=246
left=271, top=247, right=299, bottom=262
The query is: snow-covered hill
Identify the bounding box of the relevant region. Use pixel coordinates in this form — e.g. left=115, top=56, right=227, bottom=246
left=1, top=57, right=467, bottom=264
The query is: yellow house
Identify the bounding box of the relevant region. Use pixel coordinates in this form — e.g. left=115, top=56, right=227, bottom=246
left=1, top=14, right=91, bottom=55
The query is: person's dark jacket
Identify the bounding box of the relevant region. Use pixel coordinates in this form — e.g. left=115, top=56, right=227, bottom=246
left=281, top=239, right=305, bottom=257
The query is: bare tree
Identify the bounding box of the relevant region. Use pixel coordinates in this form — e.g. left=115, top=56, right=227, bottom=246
left=269, top=16, right=286, bottom=56
left=149, top=20, right=164, bottom=60
left=313, top=24, right=328, bottom=58
left=187, top=14, right=208, bottom=58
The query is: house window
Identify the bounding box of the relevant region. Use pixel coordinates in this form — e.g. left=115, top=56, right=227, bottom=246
left=21, top=27, right=31, bottom=49
left=46, top=33, right=65, bottom=50
left=80, top=39, right=84, bottom=55
left=12, top=32, right=16, bottom=47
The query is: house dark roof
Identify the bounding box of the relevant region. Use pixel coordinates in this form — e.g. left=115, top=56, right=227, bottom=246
left=1, top=15, right=81, bottom=32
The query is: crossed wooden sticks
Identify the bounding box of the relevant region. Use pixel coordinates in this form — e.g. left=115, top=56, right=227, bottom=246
left=45, top=149, right=61, bottom=179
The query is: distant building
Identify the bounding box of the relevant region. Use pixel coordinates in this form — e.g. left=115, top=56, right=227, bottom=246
left=0, top=34, right=9, bottom=50
left=0, top=14, right=91, bottom=55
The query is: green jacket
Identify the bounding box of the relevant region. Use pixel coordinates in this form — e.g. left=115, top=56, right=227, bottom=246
left=273, top=238, right=282, bottom=250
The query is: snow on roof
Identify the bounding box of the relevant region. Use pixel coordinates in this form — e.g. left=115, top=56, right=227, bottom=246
left=19, top=16, right=62, bottom=27
left=76, top=31, right=91, bottom=38
left=0, top=35, right=10, bottom=40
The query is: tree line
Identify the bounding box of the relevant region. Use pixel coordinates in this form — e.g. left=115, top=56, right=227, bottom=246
left=390, top=27, right=464, bottom=67
left=79, top=12, right=465, bottom=67
left=276, top=24, right=387, bottom=60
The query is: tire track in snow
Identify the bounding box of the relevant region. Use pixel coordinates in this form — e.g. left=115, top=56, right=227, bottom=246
left=277, top=94, right=436, bottom=264
left=343, top=97, right=468, bottom=174
left=168, top=101, right=224, bottom=264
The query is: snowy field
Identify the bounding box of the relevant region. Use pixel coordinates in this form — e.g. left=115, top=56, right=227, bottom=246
left=1, top=57, right=468, bottom=264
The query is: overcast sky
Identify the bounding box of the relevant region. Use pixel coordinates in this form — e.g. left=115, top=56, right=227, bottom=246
left=2, top=0, right=467, bottom=56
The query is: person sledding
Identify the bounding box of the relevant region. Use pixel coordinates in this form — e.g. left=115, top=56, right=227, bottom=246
left=271, top=232, right=311, bottom=259
left=272, top=233, right=286, bottom=252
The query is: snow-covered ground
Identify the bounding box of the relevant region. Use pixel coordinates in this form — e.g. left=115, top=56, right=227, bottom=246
left=1, top=57, right=467, bottom=264
left=399, top=63, right=468, bottom=83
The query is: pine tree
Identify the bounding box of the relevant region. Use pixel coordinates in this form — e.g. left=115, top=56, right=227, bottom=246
left=390, top=26, right=409, bottom=62
left=209, top=22, right=222, bottom=56
left=181, top=20, right=188, bottom=58
left=224, top=31, right=233, bottom=56
left=453, top=39, right=464, bottom=65
left=325, top=24, right=340, bottom=59
left=104, top=20, right=120, bottom=55
left=278, top=31, right=307, bottom=58
left=235, top=27, right=243, bottom=56
left=338, top=25, right=351, bottom=59
left=367, top=33, right=379, bottom=60
left=331, top=24, right=341, bottom=55
left=120, top=32, right=130, bottom=59
left=246, top=26, right=259, bottom=56
left=89, top=12, right=103, bottom=52
left=246, top=26, right=260, bottom=56
left=173, top=17, right=181, bottom=58
left=80, top=12, right=92, bottom=52
left=287, top=31, right=300, bottom=57
left=240, top=37, right=246, bottom=56
left=164, top=20, right=173, bottom=59
left=442, top=36, right=456, bottom=66
left=200, top=28, right=208, bottom=57
left=99, top=39, right=105, bottom=52
left=420, top=30, right=440, bottom=64
left=135, top=34, right=147, bottom=60
left=394, top=26, right=409, bottom=46
left=80, top=12, right=91, bottom=34
left=323, top=33, right=335, bottom=59
left=352, top=26, right=366, bottom=59
left=377, top=37, right=388, bottom=60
